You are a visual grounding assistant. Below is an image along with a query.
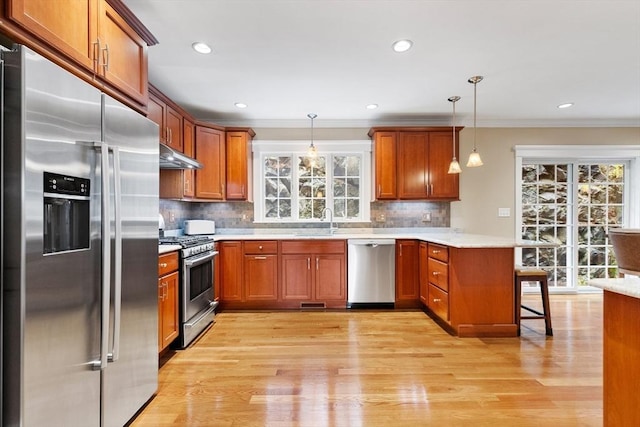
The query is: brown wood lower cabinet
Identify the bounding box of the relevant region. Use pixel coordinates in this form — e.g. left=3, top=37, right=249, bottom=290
left=420, top=243, right=517, bottom=337
left=158, top=251, right=179, bottom=352
left=280, top=240, right=346, bottom=308
left=244, top=241, right=278, bottom=304
left=395, top=240, right=420, bottom=308
left=219, top=239, right=347, bottom=310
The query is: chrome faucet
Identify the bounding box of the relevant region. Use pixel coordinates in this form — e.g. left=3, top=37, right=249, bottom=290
left=321, top=207, right=338, bottom=234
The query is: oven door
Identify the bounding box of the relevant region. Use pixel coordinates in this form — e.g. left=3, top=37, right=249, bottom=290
left=182, top=250, right=218, bottom=322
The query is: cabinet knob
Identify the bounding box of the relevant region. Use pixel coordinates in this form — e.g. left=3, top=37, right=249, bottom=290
left=259, top=245, right=263, bottom=250
left=160, top=262, right=168, bottom=268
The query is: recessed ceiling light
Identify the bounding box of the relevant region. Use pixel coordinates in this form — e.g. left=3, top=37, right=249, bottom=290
left=366, top=104, right=378, bottom=110
left=558, top=103, right=574, bottom=109
left=234, top=102, right=248, bottom=109
left=392, top=39, right=413, bottom=53
left=192, top=42, right=212, bottom=54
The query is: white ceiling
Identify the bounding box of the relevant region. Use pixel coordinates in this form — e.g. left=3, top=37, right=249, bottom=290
left=123, top=0, right=640, bottom=128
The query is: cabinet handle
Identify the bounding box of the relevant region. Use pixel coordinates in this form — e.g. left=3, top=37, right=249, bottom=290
left=92, top=38, right=101, bottom=72
left=378, top=184, right=381, bottom=196
left=307, top=258, right=311, bottom=270
left=432, top=271, right=440, bottom=276
left=242, top=184, right=245, bottom=195
left=316, top=258, right=319, bottom=270
left=102, top=44, right=109, bottom=73
left=433, top=298, right=441, bottom=303
left=254, top=256, right=267, bottom=260
left=432, top=250, right=440, bottom=254
left=159, top=262, right=168, bottom=268
left=168, top=128, right=172, bottom=143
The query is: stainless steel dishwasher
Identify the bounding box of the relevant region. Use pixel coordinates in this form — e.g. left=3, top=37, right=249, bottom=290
left=347, top=239, right=396, bottom=308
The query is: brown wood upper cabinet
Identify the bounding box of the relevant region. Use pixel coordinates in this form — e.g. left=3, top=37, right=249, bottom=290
left=5, top=0, right=153, bottom=105
left=369, top=127, right=461, bottom=201
left=225, top=128, right=255, bottom=201
left=195, top=124, right=226, bottom=200
left=148, top=88, right=183, bottom=151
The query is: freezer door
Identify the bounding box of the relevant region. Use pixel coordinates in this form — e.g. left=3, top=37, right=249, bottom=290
left=102, top=95, right=159, bottom=427
left=2, top=46, right=102, bottom=426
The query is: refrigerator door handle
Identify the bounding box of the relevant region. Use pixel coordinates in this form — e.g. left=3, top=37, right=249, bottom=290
left=108, top=146, right=122, bottom=363
left=92, top=142, right=111, bottom=371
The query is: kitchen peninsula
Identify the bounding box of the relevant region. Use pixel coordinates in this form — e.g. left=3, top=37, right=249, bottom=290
left=203, top=228, right=526, bottom=338
left=589, top=277, right=640, bottom=426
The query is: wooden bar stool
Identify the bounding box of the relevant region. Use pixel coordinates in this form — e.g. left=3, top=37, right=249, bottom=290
left=514, top=268, right=553, bottom=336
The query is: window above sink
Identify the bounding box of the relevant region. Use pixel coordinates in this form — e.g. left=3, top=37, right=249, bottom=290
left=252, top=141, right=371, bottom=224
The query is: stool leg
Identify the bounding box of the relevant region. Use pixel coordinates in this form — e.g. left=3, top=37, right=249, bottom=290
left=515, top=277, right=522, bottom=336
left=539, top=277, right=553, bottom=336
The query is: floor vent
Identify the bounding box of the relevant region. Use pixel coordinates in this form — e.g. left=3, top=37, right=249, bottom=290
left=300, top=302, right=326, bottom=309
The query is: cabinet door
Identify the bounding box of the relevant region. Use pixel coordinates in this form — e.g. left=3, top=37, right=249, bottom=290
left=397, top=132, right=429, bottom=199
left=195, top=126, right=226, bottom=200
left=165, top=105, right=183, bottom=151
left=183, top=119, right=195, bottom=197
left=395, top=240, right=420, bottom=307
left=419, top=242, right=429, bottom=306
left=373, top=131, right=397, bottom=199
left=97, top=0, right=148, bottom=104
left=281, top=254, right=313, bottom=300
left=147, top=94, right=166, bottom=143
left=428, top=131, right=459, bottom=199
left=244, top=255, right=278, bottom=301
left=226, top=131, right=250, bottom=200
left=159, top=271, right=179, bottom=351
left=7, top=0, right=98, bottom=70
left=314, top=254, right=346, bottom=301
left=220, top=241, right=243, bottom=301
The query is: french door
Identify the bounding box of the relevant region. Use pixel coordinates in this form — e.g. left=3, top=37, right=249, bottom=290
left=518, top=161, right=630, bottom=291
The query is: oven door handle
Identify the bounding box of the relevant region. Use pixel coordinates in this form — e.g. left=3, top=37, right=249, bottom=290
left=184, top=250, right=218, bottom=267
left=184, top=302, right=218, bottom=328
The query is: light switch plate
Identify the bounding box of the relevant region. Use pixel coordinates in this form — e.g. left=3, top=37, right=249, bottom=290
left=498, top=207, right=511, bottom=217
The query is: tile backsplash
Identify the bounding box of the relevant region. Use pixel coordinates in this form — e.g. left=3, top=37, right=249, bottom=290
left=160, top=200, right=450, bottom=231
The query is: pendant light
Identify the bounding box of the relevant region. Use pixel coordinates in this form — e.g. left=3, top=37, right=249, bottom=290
left=466, top=75, right=484, bottom=167
left=447, top=96, right=462, bottom=174
left=307, top=113, right=318, bottom=158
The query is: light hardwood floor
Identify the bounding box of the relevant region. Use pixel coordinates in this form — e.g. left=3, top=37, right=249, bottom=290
left=131, top=295, right=603, bottom=427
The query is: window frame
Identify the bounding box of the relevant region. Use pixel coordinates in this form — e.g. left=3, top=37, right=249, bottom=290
left=252, top=140, right=372, bottom=223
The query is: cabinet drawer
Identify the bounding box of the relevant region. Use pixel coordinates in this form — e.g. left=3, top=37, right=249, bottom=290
left=281, top=240, right=346, bottom=254
left=428, top=243, right=449, bottom=262
left=159, top=252, right=179, bottom=276
left=428, top=283, right=449, bottom=321
left=428, top=257, right=449, bottom=292
left=244, top=240, right=278, bottom=254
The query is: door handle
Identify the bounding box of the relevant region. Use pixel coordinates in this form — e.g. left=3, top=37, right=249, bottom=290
left=109, top=146, right=122, bottom=363
left=92, top=142, right=110, bottom=371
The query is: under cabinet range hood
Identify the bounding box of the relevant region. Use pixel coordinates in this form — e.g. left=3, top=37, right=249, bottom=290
left=159, top=143, right=203, bottom=169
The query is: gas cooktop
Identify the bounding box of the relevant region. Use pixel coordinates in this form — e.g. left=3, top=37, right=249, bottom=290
left=159, top=235, right=213, bottom=248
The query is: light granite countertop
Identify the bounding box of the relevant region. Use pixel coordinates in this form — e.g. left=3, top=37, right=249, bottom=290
left=206, top=227, right=549, bottom=249
left=589, top=276, right=640, bottom=299
left=158, top=227, right=553, bottom=254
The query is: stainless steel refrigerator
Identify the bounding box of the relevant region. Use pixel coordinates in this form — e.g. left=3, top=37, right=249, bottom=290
left=1, top=45, right=159, bottom=426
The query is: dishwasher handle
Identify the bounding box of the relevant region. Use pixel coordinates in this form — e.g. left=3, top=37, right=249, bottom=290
left=347, top=239, right=396, bottom=246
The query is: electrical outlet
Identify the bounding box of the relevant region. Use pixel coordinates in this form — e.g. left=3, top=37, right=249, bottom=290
left=422, top=212, right=432, bottom=222
left=377, top=214, right=386, bottom=223
left=241, top=213, right=248, bottom=221
left=498, top=208, right=511, bottom=217
left=169, top=211, right=175, bottom=222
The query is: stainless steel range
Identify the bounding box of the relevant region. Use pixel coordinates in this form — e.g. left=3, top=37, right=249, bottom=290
left=160, top=236, right=218, bottom=348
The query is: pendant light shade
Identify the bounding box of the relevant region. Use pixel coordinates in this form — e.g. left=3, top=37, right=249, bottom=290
left=307, top=113, right=317, bottom=158
left=466, top=75, right=484, bottom=168
left=447, top=96, right=461, bottom=174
